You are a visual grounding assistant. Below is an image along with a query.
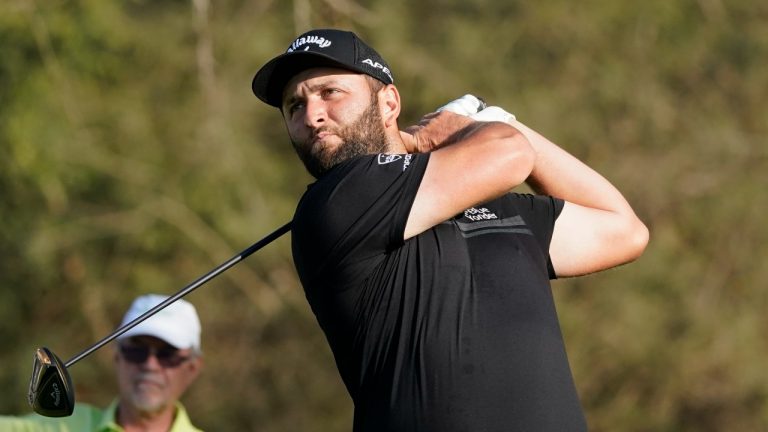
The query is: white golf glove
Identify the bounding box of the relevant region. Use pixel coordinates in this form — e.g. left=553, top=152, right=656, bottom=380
left=436, top=94, right=486, bottom=116
left=471, top=106, right=516, bottom=124
left=437, top=94, right=516, bottom=124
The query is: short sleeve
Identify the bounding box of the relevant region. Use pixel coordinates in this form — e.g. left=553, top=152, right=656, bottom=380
left=291, top=153, right=430, bottom=292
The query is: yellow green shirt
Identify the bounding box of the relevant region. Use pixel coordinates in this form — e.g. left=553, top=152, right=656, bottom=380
left=0, top=400, right=202, bottom=432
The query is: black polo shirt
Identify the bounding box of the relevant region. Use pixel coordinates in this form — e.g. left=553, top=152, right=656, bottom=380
left=292, top=153, right=586, bottom=432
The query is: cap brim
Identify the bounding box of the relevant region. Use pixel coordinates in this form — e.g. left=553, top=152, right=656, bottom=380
left=117, top=322, right=192, bottom=350
left=252, top=51, right=369, bottom=108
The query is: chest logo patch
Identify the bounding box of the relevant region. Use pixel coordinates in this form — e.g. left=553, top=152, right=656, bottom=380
left=455, top=213, right=533, bottom=238
left=377, top=154, right=402, bottom=165
left=464, top=207, right=498, bottom=221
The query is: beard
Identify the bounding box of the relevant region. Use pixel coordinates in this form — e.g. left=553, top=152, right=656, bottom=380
left=126, top=372, right=169, bottom=414
left=291, top=94, right=388, bottom=178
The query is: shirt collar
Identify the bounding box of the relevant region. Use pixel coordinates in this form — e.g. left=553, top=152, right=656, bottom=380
left=96, top=400, right=201, bottom=432
left=96, top=400, right=122, bottom=432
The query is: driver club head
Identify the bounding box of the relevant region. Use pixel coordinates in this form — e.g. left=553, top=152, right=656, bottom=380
left=28, top=347, right=75, bottom=417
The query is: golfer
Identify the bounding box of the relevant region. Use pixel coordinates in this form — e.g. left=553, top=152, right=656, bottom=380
left=1, top=294, right=204, bottom=431
left=252, top=28, right=648, bottom=431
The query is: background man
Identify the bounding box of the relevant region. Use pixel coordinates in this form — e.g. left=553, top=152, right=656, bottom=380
left=0, top=294, right=204, bottom=432
left=252, top=28, right=649, bottom=431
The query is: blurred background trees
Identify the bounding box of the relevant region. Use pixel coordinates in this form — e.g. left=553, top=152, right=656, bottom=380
left=1, top=0, right=766, bottom=430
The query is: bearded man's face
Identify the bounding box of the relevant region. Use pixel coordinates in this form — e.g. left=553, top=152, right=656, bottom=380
left=282, top=69, right=388, bottom=178
left=292, top=95, right=387, bottom=178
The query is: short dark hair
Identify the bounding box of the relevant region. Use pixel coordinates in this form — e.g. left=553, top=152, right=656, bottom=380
left=365, top=74, right=385, bottom=94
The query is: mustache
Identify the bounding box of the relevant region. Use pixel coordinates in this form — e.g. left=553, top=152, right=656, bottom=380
left=310, top=126, right=335, bottom=140
left=133, top=372, right=164, bottom=387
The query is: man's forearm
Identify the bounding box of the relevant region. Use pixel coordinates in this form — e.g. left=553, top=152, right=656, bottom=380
left=412, top=100, right=647, bottom=274
left=511, top=120, right=636, bottom=215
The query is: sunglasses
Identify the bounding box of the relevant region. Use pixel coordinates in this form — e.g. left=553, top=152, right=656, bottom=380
left=118, top=344, right=191, bottom=368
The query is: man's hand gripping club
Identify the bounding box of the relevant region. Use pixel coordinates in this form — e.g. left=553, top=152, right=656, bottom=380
left=400, top=94, right=518, bottom=153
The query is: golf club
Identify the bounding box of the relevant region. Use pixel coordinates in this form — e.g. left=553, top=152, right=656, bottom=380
left=28, top=221, right=292, bottom=417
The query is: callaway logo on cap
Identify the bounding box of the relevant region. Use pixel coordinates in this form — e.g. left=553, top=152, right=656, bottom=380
left=252, top=28, right=394, bottom=107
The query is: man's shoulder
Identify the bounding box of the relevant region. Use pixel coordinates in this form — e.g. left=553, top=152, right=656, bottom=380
left=318, top=153, right=425, bottom=184
left=300, top=153, right=427, bottom=202
left=495, top=192, right=563, bottom=214
left=171, top=402, right=204, bottom=432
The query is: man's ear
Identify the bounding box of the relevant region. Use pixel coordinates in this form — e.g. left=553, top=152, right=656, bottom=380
left=378, top=84, right=401, bottom=128
left=190, top=355, right=203, bottom=372
left=183, top=356, right=204, bottom=385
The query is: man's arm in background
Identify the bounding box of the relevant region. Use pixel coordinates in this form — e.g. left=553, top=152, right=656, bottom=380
left=511, top=119, right=649, bottom=277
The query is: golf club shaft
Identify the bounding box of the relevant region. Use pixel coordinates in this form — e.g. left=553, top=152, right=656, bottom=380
left=64, top=221, right=292, bottom=368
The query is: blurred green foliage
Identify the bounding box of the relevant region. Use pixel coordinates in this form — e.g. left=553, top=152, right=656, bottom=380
left=1, top=0, right=766, bottom=430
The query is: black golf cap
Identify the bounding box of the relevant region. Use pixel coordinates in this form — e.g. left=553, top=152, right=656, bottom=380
left=252, top=29, right=394, bottom=108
